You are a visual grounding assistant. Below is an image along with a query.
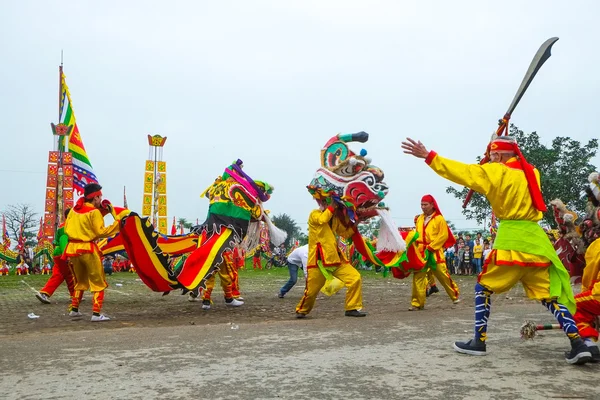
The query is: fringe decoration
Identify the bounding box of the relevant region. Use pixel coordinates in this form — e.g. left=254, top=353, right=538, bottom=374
left=376, top=209, right=405, bottom=252
left=261, top=206, right=287, bottom=246
left=240, top=221, right=261, bottom=253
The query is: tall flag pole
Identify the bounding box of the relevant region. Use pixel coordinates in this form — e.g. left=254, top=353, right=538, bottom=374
left=17, top=215, right=25, bottom=251
left=36, top=217, right=44, bottom=243
left=170, top=216, right=176, bottom=235
left=142, top=135, right=168, bottom=234
left=123, top=186, right=128, bottom=208
left=61, top=72, right=98, bottom=194
left=2, top=215, right=10, bottom=248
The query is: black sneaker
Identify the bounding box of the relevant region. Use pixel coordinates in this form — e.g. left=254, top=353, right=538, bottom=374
left=565, top=339, right=592, bottom=365
left=429, top=285, right=440, bottom=295
left=587, top=344, right=600, bottom=363
left=296, top=312, right=307, bottom=319
left=344, top=309, right=367, bottom=317
left=278, top=292, right=285, bottom=299
left=453, top=339, right=486, bottom=356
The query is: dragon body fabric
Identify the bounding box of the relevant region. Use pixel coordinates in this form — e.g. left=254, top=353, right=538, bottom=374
left=116, top=159, right=283, bottom=293
left=307, top=132, right=419, bottom=275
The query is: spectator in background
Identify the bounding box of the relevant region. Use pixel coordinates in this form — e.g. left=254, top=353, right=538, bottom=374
left=1, top=261, right=9, bottom=276
left=103, top=256, right=113, bottom=276
left=279, top=244, right=308, bottom=298
left=463, top=245, right=472, bottom=275
left=445, top=246, right=456, bottom=275
left=456, top=239, right=465, bottom=275
left=482, top=242, right=492, bottom=263
left=473, top=239, right=483, bottom=275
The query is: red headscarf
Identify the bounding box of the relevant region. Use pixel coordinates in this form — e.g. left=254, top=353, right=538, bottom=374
left=489, top=138, right=547, bottom=212
left=421, top=194, right=456, bottom=248
left=74, top=190, right=103, bottom=212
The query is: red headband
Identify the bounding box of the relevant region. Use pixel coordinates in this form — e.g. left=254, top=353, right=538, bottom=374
left=85, top=190, right=102, bottom=200
left=489, top=140, right=516, bottom=153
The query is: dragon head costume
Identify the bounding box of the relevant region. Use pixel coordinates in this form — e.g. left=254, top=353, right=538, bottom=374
left=307, top=132, right=388, bottom=223
left=118, top=159, right=285, bottom=293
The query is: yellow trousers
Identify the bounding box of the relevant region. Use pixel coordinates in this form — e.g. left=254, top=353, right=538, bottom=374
left=202, top=263, right=234, bottom=300
left=70, top=252, right=107, bottom=292
left=296, top=262, right=363, bottom=314
left=411, top=262, right=459, bottom=308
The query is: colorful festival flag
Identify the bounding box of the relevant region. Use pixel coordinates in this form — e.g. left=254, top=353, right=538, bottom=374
left=171, top=217, right=176, bottom=235
left=17, top=216, right=25, bottom=251
left=60, top=72, right=98, bottom=194
left=36, top=217, right=44, bottom=242
left=490, top=213, right=498, bottom=236
left=2, top=215, right=10, bottom=247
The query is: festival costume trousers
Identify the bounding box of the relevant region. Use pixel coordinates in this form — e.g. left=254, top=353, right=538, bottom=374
left=473, top=221, right=579, bottom=343
left=39, top=256, right=75, bottom=298
left=411, top=262, right=459, bottom=308
left=202, top=263, right=236, bottom=300
left=70, top=251, right=107, bottom=313
left=573, top=239, right=600, bottom=342
left=295, top=262, right=362, bottom=314
left=574, top=286, right=600, bottom=341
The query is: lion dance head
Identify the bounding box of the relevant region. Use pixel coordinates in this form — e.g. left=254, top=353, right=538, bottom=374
left=307, top=132, right=388, bottom=222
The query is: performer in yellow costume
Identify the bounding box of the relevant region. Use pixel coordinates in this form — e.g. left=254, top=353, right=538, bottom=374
left=402, top=135, right=592, bottom=365
left=409, top=194, right=460, bottom=310
left=296, top=201, right=365, bottom=318
left=64, top=183, right=121, bottom=322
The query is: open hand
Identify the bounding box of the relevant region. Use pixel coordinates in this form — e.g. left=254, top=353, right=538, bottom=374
left=401, top=138, right=429, bottom=159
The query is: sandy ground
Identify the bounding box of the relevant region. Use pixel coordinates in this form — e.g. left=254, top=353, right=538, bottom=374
left=0, top=271, right=598, bottom=400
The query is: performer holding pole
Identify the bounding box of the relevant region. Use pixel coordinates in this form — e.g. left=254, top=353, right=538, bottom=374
left=402, top=135, right=591, bottom=365
left=401, top=36, right=592, bottom=365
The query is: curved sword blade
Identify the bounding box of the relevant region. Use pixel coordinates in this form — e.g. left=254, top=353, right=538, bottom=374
left=506, top=37, right=559, bottom=116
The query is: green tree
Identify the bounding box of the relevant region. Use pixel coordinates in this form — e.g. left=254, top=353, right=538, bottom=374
left=272, top=213, right=301, bottom=248
left=177, top=218, right=193, bottom=232
left=447, top=124, right=598, bottom=228
left=297, top=231, right=308, bottom=246
left=2, top=204, right=38, bottom=248
left=358, top=217, right=380, bottom=239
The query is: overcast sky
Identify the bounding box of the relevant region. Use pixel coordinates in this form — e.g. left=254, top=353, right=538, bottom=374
left=1, top=0, right=598, bottom=233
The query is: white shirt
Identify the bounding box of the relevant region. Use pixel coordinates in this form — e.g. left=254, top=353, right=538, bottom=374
left=483, top=248, right=492, bottom=260
left=287, top=244, right=309, bottom=273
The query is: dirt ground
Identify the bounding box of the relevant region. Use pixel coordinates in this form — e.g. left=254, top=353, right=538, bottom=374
left=0, top=269, right=598, bottom=400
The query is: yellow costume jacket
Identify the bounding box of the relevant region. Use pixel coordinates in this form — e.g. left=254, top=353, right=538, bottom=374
left=582, top=239, right=600, bottom=294
left=415, top=213, right=449, bottom=264
left=64, top=203, right=120, bottom=257
left=426, top=152, right=549, bottom=266
left=307, top=206, right=354, bottom=268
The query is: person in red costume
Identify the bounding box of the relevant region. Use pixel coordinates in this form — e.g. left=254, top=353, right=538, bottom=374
left=35, top=208, right=75, bottom=305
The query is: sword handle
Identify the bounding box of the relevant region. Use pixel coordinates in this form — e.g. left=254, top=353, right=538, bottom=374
left=462, top=116, right=510, bottom=208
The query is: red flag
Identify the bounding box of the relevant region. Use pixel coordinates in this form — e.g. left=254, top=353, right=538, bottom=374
left=17, top=215, right=25, bottom=250
left=36, top=217, right=44, bottom=242
left=171, top=217, right=176, bottom=235
left=2, top=215, right=10, bottom=247
left=490, top=213, right=497, bottom=236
